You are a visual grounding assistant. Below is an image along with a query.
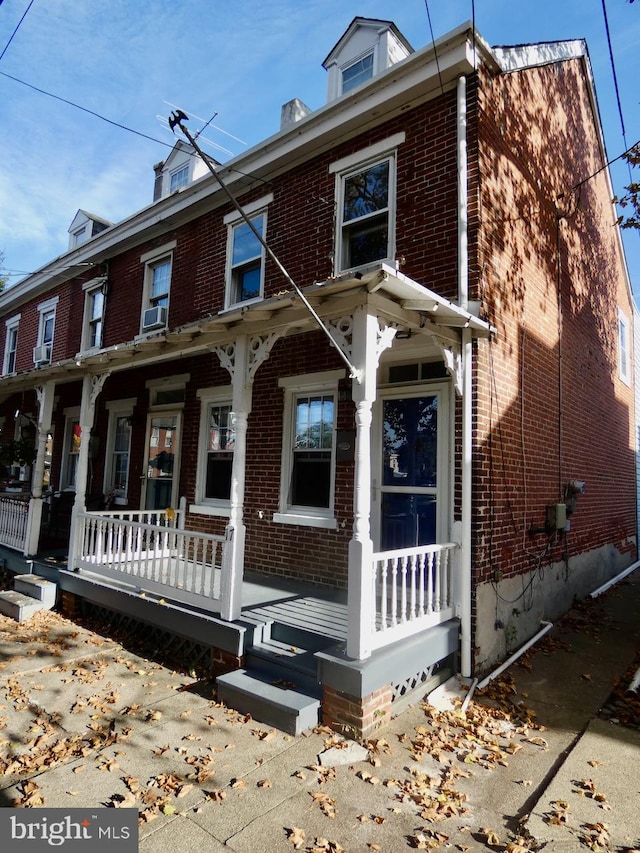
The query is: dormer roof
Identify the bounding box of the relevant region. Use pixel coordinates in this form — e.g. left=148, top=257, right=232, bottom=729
left=322, top=17, right=414, bottom=102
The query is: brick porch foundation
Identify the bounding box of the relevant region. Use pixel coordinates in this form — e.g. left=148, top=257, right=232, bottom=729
left=322, top=684, right=393, bottom=740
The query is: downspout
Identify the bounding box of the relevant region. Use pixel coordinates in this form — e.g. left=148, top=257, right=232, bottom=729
left=458, top=74, right=473, bottom=678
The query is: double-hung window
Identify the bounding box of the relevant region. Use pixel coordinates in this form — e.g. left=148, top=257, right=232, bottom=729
left=330, top=134, right=404, bottom=274
left=192, top=387, right=234, bottom=515
left=34, top=296, right=58, bottom=364
left=61, top=407, right=81, bottom=491
left=140, top=241, right=175, bottom=332
left=104, top=400, right=134, bottom=503
left=3, top=315, right=20, bottom=375
left=223, top=194, right=272, bottom=309
left=341, top=50, right=374, bottom=94
left=274, top=370, right=344, bottom=529
left=81, top=279, right=106, bottom=351
left=170, top=165, right=189, bottom=192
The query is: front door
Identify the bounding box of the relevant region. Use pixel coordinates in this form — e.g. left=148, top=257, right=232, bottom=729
left=376, top=386, right=447, bottom=550
left=142, top=412, right=181, bottom=510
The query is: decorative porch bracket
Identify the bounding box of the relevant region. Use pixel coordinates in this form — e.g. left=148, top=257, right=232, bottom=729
left=347, top=307, right=397, bottom=660
left=24, top=382, right=56, bottom=556
left=68, top=372, right=110, bottom=569
left=436, top=340, right=463, bottom=396
left=213, top=332, right=283, bottom=621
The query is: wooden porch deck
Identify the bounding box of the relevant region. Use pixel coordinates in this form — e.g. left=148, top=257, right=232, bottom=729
left=241, top=573, right=348, bottom=644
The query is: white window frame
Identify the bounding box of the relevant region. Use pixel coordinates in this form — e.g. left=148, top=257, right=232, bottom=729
left=340, top=48, right=375, bottom=95
left=36, top=296, right=58, bottom=362
left=330, top=134, right=404, bottom=274
left=61, top=406, right=81, bottom=491
left=3, top=314, right=20, bottom=375
left=103, top=398, right=135, bottom=502
left=191, top=386, right=234, bottom=517
left=81, top=278, right=107, bottom=352
left=223, top=194, right=273, bottom=310
left=139, top=241, right=176, bottom=333
left=169, top=164, right=189, bottom=192
left=618, top=308, right=631, bottom=385
left=273, top=369, right=344, bottom=529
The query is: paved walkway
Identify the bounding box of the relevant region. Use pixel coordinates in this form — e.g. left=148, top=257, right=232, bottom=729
left=0, top=570, right=638, bottom=852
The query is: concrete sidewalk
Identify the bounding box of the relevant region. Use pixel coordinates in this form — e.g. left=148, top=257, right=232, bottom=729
left=0, top=571, right=638, bottom=852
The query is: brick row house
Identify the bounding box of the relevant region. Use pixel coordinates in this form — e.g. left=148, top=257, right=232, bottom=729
left=0, top=18, right=636, bottom=736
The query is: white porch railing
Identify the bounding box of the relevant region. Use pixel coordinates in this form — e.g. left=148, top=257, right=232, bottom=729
left=73, top=510, right=231, bottom=615
left=0, top=496, right=29, bottom=551
left=369, top=542, right=459, bottom=651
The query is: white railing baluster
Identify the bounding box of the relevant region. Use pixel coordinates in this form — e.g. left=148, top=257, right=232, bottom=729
left=369, top=542, right=460, bottom=651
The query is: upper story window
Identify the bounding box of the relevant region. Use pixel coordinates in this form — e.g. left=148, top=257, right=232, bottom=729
left=140, top=241, right=175, bottom=333
left=81, top=278, right=106, bottom=351
left=341, top=51, right=374, bottom=94
left=72, top=226, right=88, bottom=247
left=3, top=314, right=20, bottom=375
left=34, top=296, right=58, bottom=365
left=330, top=134, right=403, bottom=273
left=618, top=308, right=631, bottom=385
left=170, top=165, right=189, bottom=192
left=224, top=194, right=272, bottom=309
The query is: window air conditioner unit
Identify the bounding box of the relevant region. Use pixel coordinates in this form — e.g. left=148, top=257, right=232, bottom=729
left=142, top=305, right=167, bottom=331
left=33, top=344, right=51, bottom=365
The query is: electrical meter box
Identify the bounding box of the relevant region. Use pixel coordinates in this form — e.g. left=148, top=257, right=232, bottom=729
left=546, top=502, right=567, bottom=531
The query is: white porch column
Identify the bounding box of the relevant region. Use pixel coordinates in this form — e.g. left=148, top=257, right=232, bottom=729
left=215, top=332, right=281, bottom=621
left=347, top=307, right=396, bottom=660
left=68, top=373, right=110, bottom=568
left=24, top=382, right=55, bottom=556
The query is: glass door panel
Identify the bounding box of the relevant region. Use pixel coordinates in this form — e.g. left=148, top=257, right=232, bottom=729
left=142, top=413, right=180, bottom=510
left=380, top=394, right=438, bottom=550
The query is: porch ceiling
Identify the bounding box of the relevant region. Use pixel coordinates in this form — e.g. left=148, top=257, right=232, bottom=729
left=0, top=264, right=492, bottom=395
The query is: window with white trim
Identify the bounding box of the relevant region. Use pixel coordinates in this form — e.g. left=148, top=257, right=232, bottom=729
left=61, top=407, right=81, bottom=491
left=274, top=370, right=343, bottom=528
left=35, top=297, right=58, bottom=364
left=224, top=194, right=272, bottom=309
left=81, top=279, right=106, bottom=351
left=140, top=241, right=175, bottom=332
left=192, top=388, right=234, bottom=514
left=3, top=314, right=20, bottom=375
left=169, top=165, right=189, bottom=192
left=341, top=50, right=374, bottom=94
left=104, top=399, right=135, bottom=502
left=619, top=308, right=631, bottom=385
left=330, top=135, right=402, bottom=274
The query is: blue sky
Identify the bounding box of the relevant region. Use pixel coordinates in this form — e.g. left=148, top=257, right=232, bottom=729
left=1, top=0, right=639, bottom=293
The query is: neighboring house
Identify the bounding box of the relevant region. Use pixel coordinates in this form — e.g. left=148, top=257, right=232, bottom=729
left=0, top=18, right=636, bottom=737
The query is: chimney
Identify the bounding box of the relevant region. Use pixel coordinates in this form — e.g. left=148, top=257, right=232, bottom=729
left=280, top=98, right=312, bottom=131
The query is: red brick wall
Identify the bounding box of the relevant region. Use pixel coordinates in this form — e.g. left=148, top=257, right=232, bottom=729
left=473, top=59, right=636, bottom=589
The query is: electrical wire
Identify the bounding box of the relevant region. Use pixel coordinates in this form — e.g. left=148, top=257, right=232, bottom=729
left=0, top=0, right=35, bottom=63
left=423, top=0, right=445, bottom=96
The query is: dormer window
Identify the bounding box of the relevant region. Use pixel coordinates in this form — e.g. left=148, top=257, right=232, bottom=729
left=170, top=165, right=189, bottom=193
left=72, top=225, right=88, bottom=248
left=341, top=51, right=374, bottom=94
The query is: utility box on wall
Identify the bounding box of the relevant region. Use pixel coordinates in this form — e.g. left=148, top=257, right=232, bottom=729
left=546, top=502, right=567, bottom=531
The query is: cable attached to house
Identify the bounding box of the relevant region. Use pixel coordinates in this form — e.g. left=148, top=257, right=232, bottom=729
left=168, top=109, right=362, bottom=382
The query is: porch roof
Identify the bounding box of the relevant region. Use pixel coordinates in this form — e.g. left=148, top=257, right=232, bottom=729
left=0, top=264, right=493, bottom=394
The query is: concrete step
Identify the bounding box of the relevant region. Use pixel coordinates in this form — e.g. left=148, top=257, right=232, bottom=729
left=14, top=575, right=57, bottom=609
left=0, top=590, right=49, bottom=621
left=216, top=668, right=321, bottom=736
left=247, top=636, right=319, bottom=684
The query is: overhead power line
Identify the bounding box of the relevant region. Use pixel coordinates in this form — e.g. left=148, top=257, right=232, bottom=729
left=0, top=0, right=35, bottom=63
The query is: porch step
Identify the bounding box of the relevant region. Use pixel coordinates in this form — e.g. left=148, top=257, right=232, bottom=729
left=247, top=637, right=321, bottom=693
left=267, top=622, right=338, bottom=653
left=14, top=574, right=57, bottom=609
left=0, top=590, right=49, bottom=621
left=216, top=668, right=321, bottom=736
